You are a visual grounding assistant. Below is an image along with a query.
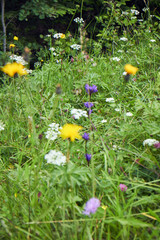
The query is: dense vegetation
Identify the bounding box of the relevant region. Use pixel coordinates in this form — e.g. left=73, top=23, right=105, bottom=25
left=0, top=0, right=160, bottom=239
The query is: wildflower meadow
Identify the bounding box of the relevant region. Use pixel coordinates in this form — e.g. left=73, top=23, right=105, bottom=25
left=0, top=1, right=160, bottom=239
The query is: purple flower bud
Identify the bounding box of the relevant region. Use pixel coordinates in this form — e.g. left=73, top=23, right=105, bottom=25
left=85, top=154, right=92, bottom=162
left=82, top=133, right=90, bottom=141
left=154, top=142, right=160, bottom=149
left=83, top=197, right=100, bottom=216
left=119, top=184, right=128, bottom=192
left=84, top=102, right=94, bottom=108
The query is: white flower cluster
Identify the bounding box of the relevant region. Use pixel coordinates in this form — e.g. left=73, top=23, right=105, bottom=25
left=70, top=44, right=81, bottom=50
left=24, top=68, right=32, bottom=74
left=9, top=55, right=28, bottom=65
left=71, top=109, right=88, bottom=119
left=131, top=9, right=139, bottom=15
left=143, top=139, right=159, bottom=146
left=150, top=39, right=156, bottom=42
left=101, top=119, right=107, bottom=123
left=45, top=123, right=61, bottom=141
left=74, top=17, right=84, bottom=24
left=111, top=57, right=121, bottom=62
left=142, top=7, right=149, bottom=12
left=49, top=47, right=55, bottom=51
left=125, top=112, right=133, bottom=117
left=106, top=98, right=115, bottom=103
left=119, top=37, right=128, bottom=41
left=45, top=150, right=66, bottom=165
left=0, top=120, right=5, bottom=131
left=53, top=33, right=64, bottom=39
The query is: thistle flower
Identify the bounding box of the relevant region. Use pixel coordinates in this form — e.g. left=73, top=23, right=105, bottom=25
left=119, top=184, right=128, bottom=192
left=83, top=198, right=100, bottom=216
left=60, top=123, right=82, bottom=142
left=85, top=84, right=98, bottom=95
left=1, top=62, right=27, bottom=77
left=124, top=64, right=138, bottom=75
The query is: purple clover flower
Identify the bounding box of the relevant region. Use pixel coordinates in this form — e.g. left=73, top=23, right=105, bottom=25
left=83, top=197, right=100, bottom=216
left=82, top=133, right=90, bottom=141
left=85, top=154, right=92, bottom=162
left=85, top=84, right=98, bottom=95
left=84, top=102, right=94, bottom=108
left=154, top=142, right=160, bottom=149
left=119, top=184, right=128, bottom=192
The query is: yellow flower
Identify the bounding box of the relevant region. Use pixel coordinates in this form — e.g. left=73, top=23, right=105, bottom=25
left=14, top=193, right=17, bottom=198
left=101, top=205, right=108, bottom=210
left=9, top=44, right=15, bottom=48
left=1, top=62, right=28, bottom=77
left=124, top=64, right=138, bottom=75
left=60, top=123, right=82, bottom=142
left=60, top=34, right=65, bottom=39
left=13, top=36, right=18, bottom=41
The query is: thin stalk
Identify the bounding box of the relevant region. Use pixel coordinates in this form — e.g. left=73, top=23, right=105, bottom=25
left=1, top=0, right=6, bottom=52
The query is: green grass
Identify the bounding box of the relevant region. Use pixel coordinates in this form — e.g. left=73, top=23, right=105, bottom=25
left=0, top=28, right=160, bottom=239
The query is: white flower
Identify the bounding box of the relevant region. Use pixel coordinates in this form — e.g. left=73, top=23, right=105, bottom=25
left=126, top=112, right=133, bottom=117
left=45, top=150, right=66, bottom=165
left=45, top=123, right=61, bottom=141
left=101, top=119, right=107, bottom=123
left=117, top=50, right=123, bottom=53
left=70, top=44, right=81, bottom=50
left=123, top=71, right=127, bottom=76
left=131, top=9, right=139, bottom=15
left=115, top=108, right=120, bottom=112
left=53, top=33, right=64, bottom=39
left=143, top=139, right=159, bottom=146
left=106, top=98, right=115, bottom=103
left=150, top=39, right=156, bottom=42
left=122, top=11, right=129, bottom=15
left=0, top=120, right=5, bottom=131
left=111, top=57, right=121, bottom=62
left=71, top=109, right=88, bottom=119
left=119, top=37, right=128, bottom=41
left=137, top=19, right=143, bottom=22
left=49, top=47, right=55, bottom=51
left=24, top=68, right=32, bottom=74
left=74, top=17, right=84, bottom=24
left=142, top=7, right=149, bottom=12
left=9, top=54, right=28, bottom=65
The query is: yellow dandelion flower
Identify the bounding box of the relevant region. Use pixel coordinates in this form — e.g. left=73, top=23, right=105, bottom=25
left=9, top=44, right=15, bottom=48
left=14, top=193, right=17, bottom=198
left=60, top=123, right=82, bottom=142
left=13, top=36, right=18, bottom=41
left=124, top=64, right=138, bottom=75
left=1, top=62, right=28, bottom=77
left=60, top=34, right=65, bottom=39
